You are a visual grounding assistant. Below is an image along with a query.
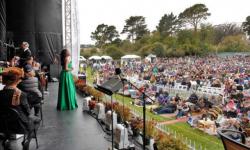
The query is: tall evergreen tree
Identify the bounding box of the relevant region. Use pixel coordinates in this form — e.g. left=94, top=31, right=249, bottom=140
left=179, top=4, right=211, bottom=32
left=242, top=16, right=250, bottom=39
left=121, top=16, right=149, bottom=42
left=91, top=24, right=119, bottom=48
left=157, top=13, right=180, bottom=36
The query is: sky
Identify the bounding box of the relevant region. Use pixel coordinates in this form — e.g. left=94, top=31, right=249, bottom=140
left=78, top=0, right=250, bottom=44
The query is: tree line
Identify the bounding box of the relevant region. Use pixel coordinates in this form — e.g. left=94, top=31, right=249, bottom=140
left=81, top=3, right=250, bottom=59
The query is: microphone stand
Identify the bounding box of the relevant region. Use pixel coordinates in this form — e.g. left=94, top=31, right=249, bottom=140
left=118, top=77, right=155, bottom=150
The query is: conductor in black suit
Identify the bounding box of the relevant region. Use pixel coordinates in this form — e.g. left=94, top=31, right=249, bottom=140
left=18, top=41, right=32, bottom=67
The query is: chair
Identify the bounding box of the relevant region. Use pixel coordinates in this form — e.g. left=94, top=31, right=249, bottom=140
left=217, top=129, right=250, bottom=150
left=0, top=108, right=39, bottom=150
left=33, top=102, right=44, bottom=126
left=27, top=91, right=44, bottom=126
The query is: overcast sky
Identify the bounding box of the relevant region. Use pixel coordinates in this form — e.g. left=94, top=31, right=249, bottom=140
left=78, top=0, right=250, bottom=44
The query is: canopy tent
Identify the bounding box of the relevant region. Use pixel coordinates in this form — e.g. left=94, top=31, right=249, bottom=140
left=145, top=54, right=157, bottom=63
left=121, top=55, right=141, bottom=59
left=88, top=55, right=102, bottom=60
left=147, top=54, right=156, bottom=58
left=79, top=56, right=86, bottom=61
left=101, top=55, right=112, bottom=60
left=121, top=55, right=141, bottom=66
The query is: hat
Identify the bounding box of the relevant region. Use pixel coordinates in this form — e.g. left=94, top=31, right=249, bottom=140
left=23, top=64, right=33, bottom=73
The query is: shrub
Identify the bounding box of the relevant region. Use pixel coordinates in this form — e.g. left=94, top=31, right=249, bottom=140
left=104, top=45, right=124, bottom=60
left=156, top=133, right=189, bottom=150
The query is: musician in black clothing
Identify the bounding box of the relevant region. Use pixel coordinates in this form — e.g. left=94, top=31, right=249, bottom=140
left=18, top=42, right=32, bottom=67
left=0, top=67, right=40, bottom=150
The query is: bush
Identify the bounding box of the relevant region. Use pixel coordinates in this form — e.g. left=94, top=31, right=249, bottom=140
left=80, top=48, right=99, bottom=58
left=156, top=133, right=189, bottom=150
left=104, top=45, right=124, bottom=60
left=218, top=34, right=250, bottom=52
left=165, top=48, right=185, bottom=57
left=139, top=44, right=153, bottom=57
left=151, top=42, right=165, bottom=57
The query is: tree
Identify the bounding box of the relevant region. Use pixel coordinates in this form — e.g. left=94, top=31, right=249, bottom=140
left=121, top=16, right=149, bottom=42
left=104, top=45, right=124, bottom=60
left=242, top=16, right=250, bottom=39
left=199, top=23, right=214, bottom=43
left=213, top=23, right=243, bottom=44
left=106, top=25, right=120, bottom=43
left=157, top=13, right=180, bottom=36
left=218, top=34, right=249, bottom=52
left=91, top=24, right=119, bottom=48
left=177, top=29, right=194, bottom=45
left=179, top=4, right=211, bottom=32
left=151, top=42, right=165, bottom=57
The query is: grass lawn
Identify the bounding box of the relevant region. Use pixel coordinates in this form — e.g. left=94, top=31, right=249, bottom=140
left=86, top=67, right=94, bottom=84
left=85, top=67, right=223, bottom=150
left=114, top=94, right=172, bottom=122
left=167, top=123, right=223, bottom=150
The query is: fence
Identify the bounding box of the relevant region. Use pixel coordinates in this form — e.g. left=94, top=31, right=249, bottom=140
left=102, top=82, right=225, bottom=150
left=128, top=105, right=209, bottom=150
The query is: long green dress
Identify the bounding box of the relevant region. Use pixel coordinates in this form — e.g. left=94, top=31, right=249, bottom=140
left=57, top=61, right=78, bottom=110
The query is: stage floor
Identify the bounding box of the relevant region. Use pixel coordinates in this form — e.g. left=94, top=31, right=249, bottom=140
left=0, top=82, right=109, bottom=150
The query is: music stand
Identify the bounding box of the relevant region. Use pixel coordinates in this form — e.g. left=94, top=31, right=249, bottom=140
left=94, top=76, right=123, bottom=150
left=115, top=68, right=154, bottom=150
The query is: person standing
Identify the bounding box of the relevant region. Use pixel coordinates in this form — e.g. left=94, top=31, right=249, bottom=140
left=18, top=42, right=32, bottom=67
left=57, top=49, right=78, bottom=110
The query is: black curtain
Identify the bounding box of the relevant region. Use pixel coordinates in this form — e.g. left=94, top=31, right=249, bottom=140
left=6, top=0, right=62, bottom=64
left=0, top=0, right=6, bottom=60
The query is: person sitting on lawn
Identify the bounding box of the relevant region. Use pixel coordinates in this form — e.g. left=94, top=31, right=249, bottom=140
left=187, top=93, right=199, bottom=105
left=157, top=91, right=169, bottom=105
left=225, top=99, right=237, bottom=118
left=153, top=100, right=177, bottom=114
left=176, top=102, right=190, bottom=118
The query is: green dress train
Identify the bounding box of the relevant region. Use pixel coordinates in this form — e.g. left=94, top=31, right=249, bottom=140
left=57, top=61, right=78, bottom=110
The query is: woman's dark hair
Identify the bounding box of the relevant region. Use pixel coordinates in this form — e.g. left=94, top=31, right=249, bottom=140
left=60, top=49, right=68, bottom=67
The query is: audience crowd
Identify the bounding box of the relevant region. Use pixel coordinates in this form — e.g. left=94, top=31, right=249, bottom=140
left=90, top=54, right=250, bottom=141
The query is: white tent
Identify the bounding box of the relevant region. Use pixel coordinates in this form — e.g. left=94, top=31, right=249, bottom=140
left=88, top=56, right=102, bottom=60
left=79, top=56, right=86, bottom=61
left=121, top=55, right=141, bottom=59
left=147, top=54, right=156, bottom=58
left=121, top=55, right=141, bottom=66
left=101, top=55, right=112, bottom=60
left=145, top=54, right=157, bottom=63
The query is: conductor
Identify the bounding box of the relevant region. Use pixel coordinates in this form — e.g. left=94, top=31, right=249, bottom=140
left=18, top=42, right=32, bottom=67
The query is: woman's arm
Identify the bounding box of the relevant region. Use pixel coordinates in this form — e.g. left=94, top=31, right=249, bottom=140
left=64, top=56, right=72, bottom=71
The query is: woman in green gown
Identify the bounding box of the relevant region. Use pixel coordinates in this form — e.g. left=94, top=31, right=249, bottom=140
left=57, top=49, right=78, bottom=110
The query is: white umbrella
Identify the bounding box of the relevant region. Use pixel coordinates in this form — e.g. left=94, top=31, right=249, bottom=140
left=88, top=56, right=102, bottom=60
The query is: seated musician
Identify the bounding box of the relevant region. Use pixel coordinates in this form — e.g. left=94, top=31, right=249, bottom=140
left=18, top=64, right=42, bottom=116
left=0, top=67, right=40, bottom=150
